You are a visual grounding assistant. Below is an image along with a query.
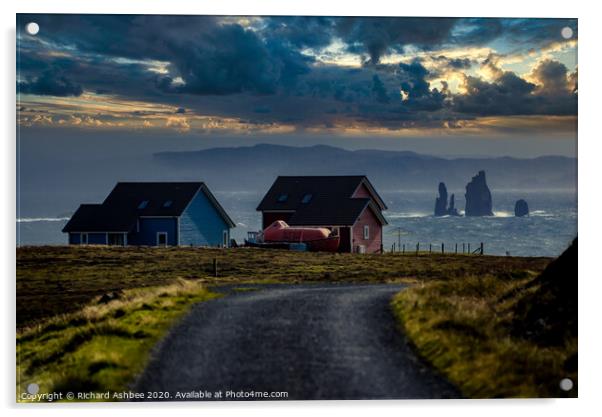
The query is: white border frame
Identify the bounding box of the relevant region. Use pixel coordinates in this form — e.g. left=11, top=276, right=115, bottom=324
left=5, top=2, right=600, bottom=417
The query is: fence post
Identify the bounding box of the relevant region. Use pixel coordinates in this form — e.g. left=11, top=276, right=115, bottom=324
left=429, top=244, right=432, bottom=254
left=442, top=243, right=444, bottom=254
left=480, top=242, right=484, bottom=255
left=416, top=243, right=419, bottom=255
left=468, top=243, right=471, bottom=254
left=402, top=244, right=405, bottom=254
left=455, top=243, right=458, bottom=254
left=462, top=243, right=465, bottom=254
left=212, top=258, right=218, bottom=277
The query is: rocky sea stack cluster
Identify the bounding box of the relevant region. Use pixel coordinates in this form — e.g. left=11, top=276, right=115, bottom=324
left=465, top=170, right=493, bottom=216
left=434, top=171, right=532, bottom=217
left=434, top=182, right=460, bottom=216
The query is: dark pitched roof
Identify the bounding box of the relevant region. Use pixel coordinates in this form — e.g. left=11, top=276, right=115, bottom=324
left=256, top=176, right=387, bottom=227
left=287, top=198, right=387, bottom=226
left=61, top=204, right=136, bottom=232
left=102, top=182, right=203, bottom=217
left=63, top=182, right=235, bottom=233
left=256, top=175, right=387, bottom=211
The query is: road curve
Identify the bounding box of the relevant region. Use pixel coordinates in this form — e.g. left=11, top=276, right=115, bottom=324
left=134, top=284, right=460, bottom=400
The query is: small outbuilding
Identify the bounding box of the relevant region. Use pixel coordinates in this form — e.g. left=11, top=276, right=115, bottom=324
left=256, top=176, right=388, bottom=253
left=62, top=182, right=235, bottom=247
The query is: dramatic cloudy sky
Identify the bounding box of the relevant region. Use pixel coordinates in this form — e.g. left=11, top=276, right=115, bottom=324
left=16, top=15, right=577, bottom=156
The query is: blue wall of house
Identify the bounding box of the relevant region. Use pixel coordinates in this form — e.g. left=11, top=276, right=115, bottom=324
left=180, top=189, right=230, bottom=247
left=69, top=232, right=107, bottom=244
left=89, top=233, right=107, bottom=244
left=69, top=233, right=80, bottom=244
left=127, top=218, right=178, bottom=246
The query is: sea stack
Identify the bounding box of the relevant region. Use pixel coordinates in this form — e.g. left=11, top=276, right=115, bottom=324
left=434, top=182, right=460, bottom=216
left=434, top=182, right=448, bottom=216
left=465, top=170, right=493, bottom=216
left=515, top=199, right=529, bottom=217
left=448, top=194, right=459, bottom=216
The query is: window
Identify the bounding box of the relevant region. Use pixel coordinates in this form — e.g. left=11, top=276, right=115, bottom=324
left=363, top=225, right=370, bottom=240
left=277, top=193, right=288, bottom=202
left=138, top=200, right=149, bottom=209
left=157, top=232, right=167, bottom=246
left=81, top=233, right=88, bottom=245
left=301, top=193, right=313, bottom=204
left=163, top=200, right=173, bottom=208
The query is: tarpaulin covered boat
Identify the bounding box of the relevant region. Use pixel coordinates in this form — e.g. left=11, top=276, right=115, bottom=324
left=249, top=220, right=340, bottom=252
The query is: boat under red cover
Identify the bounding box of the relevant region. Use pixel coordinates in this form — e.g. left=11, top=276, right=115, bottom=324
left=262, top=220, right=340, bottom=252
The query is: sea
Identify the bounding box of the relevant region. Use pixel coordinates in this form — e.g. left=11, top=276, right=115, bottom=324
left=17, top=189, right=577, bottom=257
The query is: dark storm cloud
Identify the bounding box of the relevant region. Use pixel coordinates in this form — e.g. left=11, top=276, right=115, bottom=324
left=156, top=24, right=313, bottom=95
left=453, top=62, right=577, bottom=117
left=17, top=14, right=215, bottom=62
left=262, top=17, right=335, bottom=49
left=454, top=73, right=536, bottom=116
left=334, top=17, right=458, bottom=64
left=397, top=61, right=446, bottom=111
left=432, top=55, right=474, bottom=70
left=18, top=15, right=313, bottom=96
left=371, top=74, right=390, bottom=104
left=452, top=18, right=577, bottom=49
left=18, top=69, right=83, bottom=97
left=451, top=18, right=505, bottom=46
left=17, top=46, right=166, bottom=101
left=505, top=18, right=578, bottom=47
left=16, top=14, right=577, bottom=131
left=531, top=59, right=573, bottom=95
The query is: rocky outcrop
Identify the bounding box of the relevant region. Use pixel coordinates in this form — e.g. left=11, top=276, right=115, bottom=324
left=515, top=199, right=529, bottom=217
left=511, top=238, right=577, bottom=346
left=465, top=170, right=493, bottom=216
left=434, top=182, right=460, bottom=216
left=448, top=193, right=459, bottom=216
left=434, top=182, right=448, bottom=216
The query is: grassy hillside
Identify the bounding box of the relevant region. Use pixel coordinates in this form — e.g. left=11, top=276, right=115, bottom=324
left=391, top=240, right=577, bottom=398
left=17, top=245, right=551, bottom=328
left=17, top=279, right=220, bottom=402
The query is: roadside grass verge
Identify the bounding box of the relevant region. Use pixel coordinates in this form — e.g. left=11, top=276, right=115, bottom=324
left=17, top=279, right=220, bottom=402
left=391, top=273, right=577, bottom=398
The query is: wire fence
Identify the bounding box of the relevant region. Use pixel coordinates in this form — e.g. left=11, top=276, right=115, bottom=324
left=388, top=242, right=484, bottom=255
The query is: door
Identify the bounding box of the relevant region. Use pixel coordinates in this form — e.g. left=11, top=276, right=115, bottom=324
left=108, top=233, right=125, bottom=246
left=157, top=232, right=168, bottom=246
left=223, top=230, right=229, bottom=248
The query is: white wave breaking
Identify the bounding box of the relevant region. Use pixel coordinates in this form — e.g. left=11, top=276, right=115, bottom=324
left=387, top=212, right=430, bottom=219
left=17, top=217, right=70, bottom=223
left=493, top=211, right=514, bottom=218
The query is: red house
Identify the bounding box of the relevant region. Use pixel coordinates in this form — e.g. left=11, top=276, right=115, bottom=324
left=256, top=176, right=388, bottom=253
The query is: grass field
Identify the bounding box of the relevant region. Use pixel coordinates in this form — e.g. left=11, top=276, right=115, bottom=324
left=17, top=245, right=551, bottom=328
left=17, top=245, right=562, bottom=401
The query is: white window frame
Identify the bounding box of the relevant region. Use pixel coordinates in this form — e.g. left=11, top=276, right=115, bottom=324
left=81, top=233, right=88, bottom=245
left=363, top=225, right=370, bottom=240
left=156, top=232, right=168, bottom=247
